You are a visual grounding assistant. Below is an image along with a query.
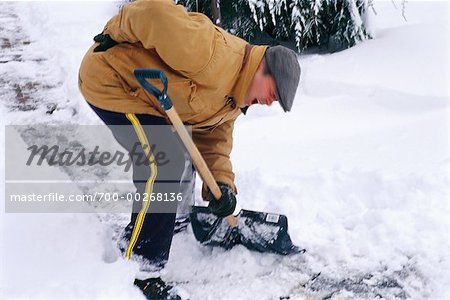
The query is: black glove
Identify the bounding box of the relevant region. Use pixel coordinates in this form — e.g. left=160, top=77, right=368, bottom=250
left=93, top=33, right=118, bottom=52
left=207, top=182, right=237, bottom=218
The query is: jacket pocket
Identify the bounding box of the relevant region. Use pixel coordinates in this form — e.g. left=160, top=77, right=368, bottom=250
left=113, top=72, right=141, bottom=98
left=168, top=80, right=204, bottom=122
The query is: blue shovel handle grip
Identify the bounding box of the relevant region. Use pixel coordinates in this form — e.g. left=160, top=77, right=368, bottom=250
left=134, top=68, right=173, bottom=110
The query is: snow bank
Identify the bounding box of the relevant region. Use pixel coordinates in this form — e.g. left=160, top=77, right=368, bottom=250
left=0, top=126, right=142, bottom=300
left=231, top=1, right=450, bottom=298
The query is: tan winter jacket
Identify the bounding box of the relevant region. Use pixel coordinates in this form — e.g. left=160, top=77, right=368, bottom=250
left=78, top=0, right=267, bottom=195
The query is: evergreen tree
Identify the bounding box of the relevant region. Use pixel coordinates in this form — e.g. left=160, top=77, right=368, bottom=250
left=176, top=0, right=374, bottom=52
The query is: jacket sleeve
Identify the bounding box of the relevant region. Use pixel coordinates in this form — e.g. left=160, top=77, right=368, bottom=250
left=193, top=120, right=237, bottom=200
left=103, top=0, right=215, bottom=76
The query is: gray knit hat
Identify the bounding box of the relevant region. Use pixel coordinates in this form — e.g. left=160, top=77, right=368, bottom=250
left=264, top=46, right=301, bottom=112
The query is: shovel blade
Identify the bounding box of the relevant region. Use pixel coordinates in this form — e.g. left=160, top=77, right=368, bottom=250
left=190, top=206, right=304, bottom=255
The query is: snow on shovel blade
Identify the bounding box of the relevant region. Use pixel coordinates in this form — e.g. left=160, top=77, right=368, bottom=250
left=190, top=206, right=304, bottom=255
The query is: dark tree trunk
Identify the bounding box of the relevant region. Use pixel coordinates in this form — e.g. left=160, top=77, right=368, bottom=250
left=210, top=0, right=221, bottom=26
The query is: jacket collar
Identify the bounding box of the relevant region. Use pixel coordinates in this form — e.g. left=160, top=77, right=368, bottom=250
left=232, top=44, right=268, bottom=110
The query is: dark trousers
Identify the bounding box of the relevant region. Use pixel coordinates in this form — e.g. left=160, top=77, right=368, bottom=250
left=88, top=103, right=188, bottom=270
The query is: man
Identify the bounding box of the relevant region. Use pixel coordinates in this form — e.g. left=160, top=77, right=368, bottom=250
left=78, top=0, right=300, bottom=299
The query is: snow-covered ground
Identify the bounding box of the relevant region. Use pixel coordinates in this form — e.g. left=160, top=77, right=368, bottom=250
left=1, top=1, right=449, bottom=299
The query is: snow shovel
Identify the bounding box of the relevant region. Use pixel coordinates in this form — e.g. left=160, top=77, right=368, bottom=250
left=134, top=69, right=303, bottom=255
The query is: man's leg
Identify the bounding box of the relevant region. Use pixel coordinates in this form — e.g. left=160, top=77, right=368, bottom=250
left=122, top=112, right=188, bottom=270
left=88, top=104, right=188, bottom=270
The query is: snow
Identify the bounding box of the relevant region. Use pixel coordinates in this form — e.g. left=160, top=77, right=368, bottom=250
left=1, top=1, right=450, bottom=299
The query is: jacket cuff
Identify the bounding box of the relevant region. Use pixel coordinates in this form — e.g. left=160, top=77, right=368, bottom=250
left=201, top=174, right=237, bottom=200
